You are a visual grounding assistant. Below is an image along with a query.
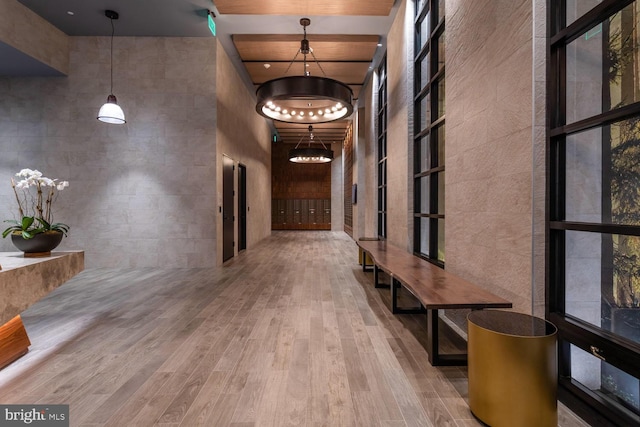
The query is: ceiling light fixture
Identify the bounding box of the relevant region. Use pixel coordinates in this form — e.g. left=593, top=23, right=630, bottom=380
left=256, top=18, right=353, bottom=124
left=97, top=10, right=126, bottom=125
left=289, top=125, right=334, bottom=163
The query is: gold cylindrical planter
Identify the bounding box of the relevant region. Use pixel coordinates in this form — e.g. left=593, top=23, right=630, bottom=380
left=468, top=310, right=558, bottom=427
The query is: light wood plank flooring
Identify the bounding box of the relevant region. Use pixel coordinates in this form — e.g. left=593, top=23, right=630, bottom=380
left=0, top=231, right=589, bottom=426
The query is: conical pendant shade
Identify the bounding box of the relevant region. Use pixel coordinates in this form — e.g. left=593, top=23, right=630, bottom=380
left=97, top=94, right=126, bottom=124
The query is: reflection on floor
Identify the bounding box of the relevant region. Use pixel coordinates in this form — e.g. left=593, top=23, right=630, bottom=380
left=0, top=231, right=589, bottom=426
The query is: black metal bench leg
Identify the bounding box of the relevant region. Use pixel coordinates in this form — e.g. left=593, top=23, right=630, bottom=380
left=426, top=309, right=468, bottom=366
left=361, top=251, right=373, bottom=272
left=391, top=277, right=399, bottom=313
left=374, top=264, right=379, bottom=286
left=390, top=279, right=425, bottom=314
left=374, top=265, right=390, bottom=289
left=426, top=309, right=439, bottom=365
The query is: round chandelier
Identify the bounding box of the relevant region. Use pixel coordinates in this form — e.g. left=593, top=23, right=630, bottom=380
left=256, top=18, right=354, bottom=124
left=289, top=125, right=334, bottom=163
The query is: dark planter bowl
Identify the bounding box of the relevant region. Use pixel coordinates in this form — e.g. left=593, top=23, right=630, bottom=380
left=11, top=231, right=63, bottom=254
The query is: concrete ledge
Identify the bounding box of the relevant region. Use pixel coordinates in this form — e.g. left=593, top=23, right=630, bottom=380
left=0, top=0, right=69, bottom=75
left=0, top=251, right=84, bottom=325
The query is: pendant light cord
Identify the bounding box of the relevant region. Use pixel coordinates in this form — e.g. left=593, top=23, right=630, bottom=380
left=110, top=17, right=115, bottom=95
left=310, top=49, right=326, bottom=77
left=283, top=18, right=327, bottom=77
left=294, top=126, right=329, bottom=150
left=284, top=50, right=301, bottom=75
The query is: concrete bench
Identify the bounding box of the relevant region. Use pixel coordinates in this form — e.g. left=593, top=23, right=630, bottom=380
left=357, top=239, right=512, bottom=366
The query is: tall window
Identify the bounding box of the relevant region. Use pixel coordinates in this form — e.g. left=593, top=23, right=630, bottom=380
left=377, top=55, right=388, bottom=239
left=549, top=1, right=640, bottom=425
left=413, top=0, right=445, bottom=265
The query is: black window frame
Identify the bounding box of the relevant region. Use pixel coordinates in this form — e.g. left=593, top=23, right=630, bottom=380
left=377, top=55, right=388, bottom=239
left=413, top=0, right=445, bottom=267
left=548, top=1, right=640, bottom=425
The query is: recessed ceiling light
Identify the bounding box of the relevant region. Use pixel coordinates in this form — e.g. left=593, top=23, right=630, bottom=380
left=377, top=43, right=382, bottom=47
left=67, top=11, right=74, bottom=16
left=263, top=63, right=271, bottom=69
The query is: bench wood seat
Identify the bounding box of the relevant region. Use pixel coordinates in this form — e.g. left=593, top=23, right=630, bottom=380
left=357, top=239, right=512, bottom=366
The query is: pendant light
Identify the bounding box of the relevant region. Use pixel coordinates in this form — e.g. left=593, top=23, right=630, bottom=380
left=289, top=125, right=334, bottom=163
left=97, top=10, right=126, bottom=124
left=256, top=18, right=353, bottom=124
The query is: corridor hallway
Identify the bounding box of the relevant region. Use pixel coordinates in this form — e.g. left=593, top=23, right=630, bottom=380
left=0, top=231, right=587, bottom=426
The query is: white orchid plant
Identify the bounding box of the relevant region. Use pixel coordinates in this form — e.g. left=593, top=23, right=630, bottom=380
left=2, top=169, right=70, bottom=239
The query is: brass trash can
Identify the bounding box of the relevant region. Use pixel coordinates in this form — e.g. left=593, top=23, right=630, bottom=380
left=468, top=310, right=557, bottom=427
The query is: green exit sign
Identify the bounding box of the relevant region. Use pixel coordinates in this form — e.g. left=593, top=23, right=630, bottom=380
left=208, top=13, right=216, bottom=36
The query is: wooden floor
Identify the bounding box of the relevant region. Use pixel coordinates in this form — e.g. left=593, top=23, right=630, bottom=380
left=0, top=231, right=589, bottom=427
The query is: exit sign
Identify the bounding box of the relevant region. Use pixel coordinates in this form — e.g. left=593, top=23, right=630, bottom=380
left=208, top=13, right=216, bottom=36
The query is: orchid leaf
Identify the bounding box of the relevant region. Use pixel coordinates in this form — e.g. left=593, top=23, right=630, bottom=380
left=21, top=216, right=34, bottom=229
left=36, top=217, right=51, bottom=229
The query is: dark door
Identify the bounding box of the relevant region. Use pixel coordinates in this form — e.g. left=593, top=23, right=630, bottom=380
left=222, top=155, right=234, bottom=262
left=238, top=163, right=247, bottom=252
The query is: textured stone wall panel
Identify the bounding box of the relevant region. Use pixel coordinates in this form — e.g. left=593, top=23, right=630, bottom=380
left=0, top=37, right=218, bottom=268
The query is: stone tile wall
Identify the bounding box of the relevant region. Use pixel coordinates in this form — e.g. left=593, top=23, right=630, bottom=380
left=385, top=0, right=412, bottom=250
left=215, top=43, right=272, bottom=255
left=0, top=37, right=220, bottom=268
left=331, top=144, right=344, bottom=232
left=532, top=0, right=547, bottom=318
left=361, top=76, right=377, bottom=239
left=446, top=0, right=536, bottom=314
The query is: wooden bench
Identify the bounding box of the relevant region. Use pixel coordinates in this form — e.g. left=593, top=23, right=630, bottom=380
left=357, top=239, right=512, bottom=366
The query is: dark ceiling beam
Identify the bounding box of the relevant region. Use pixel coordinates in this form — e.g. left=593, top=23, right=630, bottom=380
left=242, top=60, right=373, bottom=63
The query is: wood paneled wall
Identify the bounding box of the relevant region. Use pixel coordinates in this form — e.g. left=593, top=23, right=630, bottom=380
left=271, top=142, right=332, bottom=230
left=343, top=123, right=354, bottom=236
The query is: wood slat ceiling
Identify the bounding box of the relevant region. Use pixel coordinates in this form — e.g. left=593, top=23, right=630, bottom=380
left=233, top=35, right=379, bottom=61
left=274, top=122, right=349, bottom=146
left=244, top=61, right=371, bottom=85
left=215, top=0, right=395, bottom=16
left=222, top=3, right=388, bottom=145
